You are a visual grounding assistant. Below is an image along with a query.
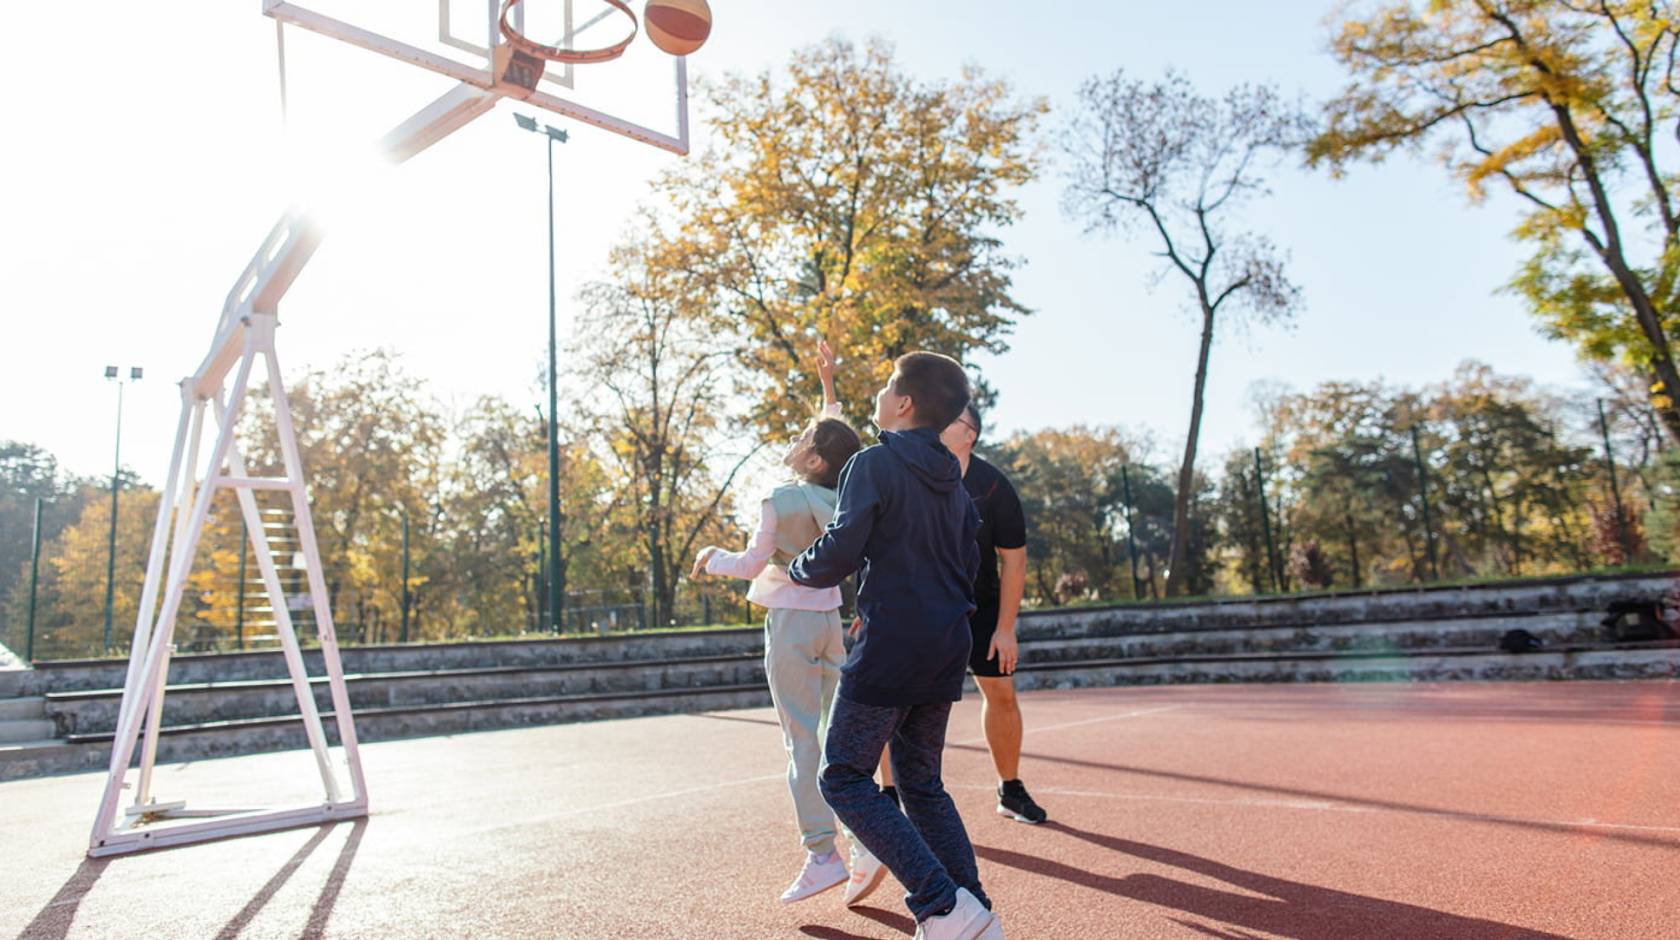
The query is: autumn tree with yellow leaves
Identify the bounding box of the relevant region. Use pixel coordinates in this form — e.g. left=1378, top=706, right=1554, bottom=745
left=644, top=38, right=1046, bottom=439
left=1311, top=0, right=1680, bottom=441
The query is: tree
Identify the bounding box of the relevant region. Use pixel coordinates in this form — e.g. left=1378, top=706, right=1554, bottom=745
left=1061, top=70, right=1306, bottom=596
left=1262, top=366, right=1603, bottom=585
left=26, top=487, right=160, bottom=658
left=1311, top=1, right=1680, bottom=442
left=990, top=426, right=1136, bottom=605
left=241, top=349, right=447, bottom=644
left=988, top=426, right=1218, bottom=604
left=0, top=442, right=95, bottom=616
left=646, top=38, right=1046, bottom=439
left=571, top=244, right=757, bottom=629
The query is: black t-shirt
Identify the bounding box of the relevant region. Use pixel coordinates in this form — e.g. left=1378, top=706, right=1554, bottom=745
left=963, top=455, right=1026, bottom=609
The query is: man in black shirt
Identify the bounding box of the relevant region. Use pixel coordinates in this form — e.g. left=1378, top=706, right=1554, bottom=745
left=939, top=402, right=1047, bottom=825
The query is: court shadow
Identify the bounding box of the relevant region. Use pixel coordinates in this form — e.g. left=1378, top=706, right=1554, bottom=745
left=301, top=818, right=367, bottom=938
left=18, top=856, right=111, bottom=940
left=799, top=926, right=882, bottom=939
left=947, top=743, right=1680, bottom=851
left=214, top=819, right=367, bottom=940
left=974, top=822, right=1569, bottom=939
left=798, top=902, right=915, bottom=938
left=849, top=904, right=916, bottom=935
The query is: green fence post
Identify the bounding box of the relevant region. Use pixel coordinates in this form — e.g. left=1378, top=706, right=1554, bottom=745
left=1410, top=425, right=1440, bottom=580
left=1597, top=398, right=1633, bottom=563
left=26, top=498, right=43, bottom=663
left=537, top=523, right=548, bottom=633
left=400, top=510, right=411, bottom=644
left=236, top=517, right=248, bottom=650
left=1253, top=448, right=1280, bottom=593
left=1120, top=465, right=1143, bottom=600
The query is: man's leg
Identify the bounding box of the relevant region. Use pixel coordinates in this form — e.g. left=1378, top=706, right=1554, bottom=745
left=973, top=676, right=1022, bottom=781
left=888, top=701, right=990, bottom=910
left=971, top=606, right=1047, bottom=825
left=821, top=697, right=962, bottom=921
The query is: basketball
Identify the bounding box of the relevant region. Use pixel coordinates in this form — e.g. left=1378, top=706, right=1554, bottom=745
left=644, top=0, right=712, bottom=57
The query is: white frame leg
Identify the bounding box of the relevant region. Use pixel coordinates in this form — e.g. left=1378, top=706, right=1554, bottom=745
left=88, top=315, right=367, bottom=858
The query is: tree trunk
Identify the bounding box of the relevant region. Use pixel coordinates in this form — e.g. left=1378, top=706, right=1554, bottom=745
left=1165, top=307, right=1216, bottom=596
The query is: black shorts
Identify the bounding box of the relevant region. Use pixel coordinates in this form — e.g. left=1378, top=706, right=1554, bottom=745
left=967, top=604, right=1010, bottom=678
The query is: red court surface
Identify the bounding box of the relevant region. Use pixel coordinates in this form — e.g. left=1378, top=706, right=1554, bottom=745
left=4, top=680, right=1678, bottom=939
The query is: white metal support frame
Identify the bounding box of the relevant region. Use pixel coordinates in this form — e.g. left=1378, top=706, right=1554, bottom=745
left=90, top=84, right=488, bottom=854
left=89, top=314, right=368, bottom=857
left=91, top=0, right=688, bottom=858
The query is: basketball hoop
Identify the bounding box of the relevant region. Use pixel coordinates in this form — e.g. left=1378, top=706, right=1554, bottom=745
left=499, top=0, right=639, bottom=65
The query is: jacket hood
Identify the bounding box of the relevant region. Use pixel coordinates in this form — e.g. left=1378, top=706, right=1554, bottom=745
left=878, top=427, right=963, bottom=494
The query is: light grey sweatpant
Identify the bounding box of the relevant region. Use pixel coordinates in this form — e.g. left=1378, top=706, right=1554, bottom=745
left=763, top=607, right=846, bottom=856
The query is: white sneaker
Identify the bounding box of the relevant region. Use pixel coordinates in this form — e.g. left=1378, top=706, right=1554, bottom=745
left=912, top=888, right=999, bottom=940
left=779, top=851, right=848, bottom=904
left=843, top=841, right=888, bottom=907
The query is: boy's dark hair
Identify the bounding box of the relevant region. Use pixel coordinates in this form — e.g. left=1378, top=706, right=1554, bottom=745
left=804, top=417, right=864, bottom=490
left=891, top=352, right=971, bottom=430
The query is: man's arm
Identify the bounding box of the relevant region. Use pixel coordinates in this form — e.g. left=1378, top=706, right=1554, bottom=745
left=789, top=454, right=879, bottom=588
left=987, top=472, right=1030, bottom=674
left=988, top=545, right=1028, bottom=674
left=996, top=546, right=1027, bottom=633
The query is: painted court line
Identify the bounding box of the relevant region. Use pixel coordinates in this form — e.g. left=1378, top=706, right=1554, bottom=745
left=953, top=704, right=1182, bottom=746
left=559, top=704, right=1185, bottom=820
left=947, top=783, right=1680, bottom=836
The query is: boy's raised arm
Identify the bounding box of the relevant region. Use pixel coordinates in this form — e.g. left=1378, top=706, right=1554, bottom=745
left=789, top=454, right=879, bottom=588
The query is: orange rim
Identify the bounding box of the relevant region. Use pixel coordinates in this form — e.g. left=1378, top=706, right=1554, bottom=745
left=499, top=0, right=639, bottom=65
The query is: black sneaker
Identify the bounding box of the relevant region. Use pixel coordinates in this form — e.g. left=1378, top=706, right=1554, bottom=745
left=997, top=779, right=1048, bottom=824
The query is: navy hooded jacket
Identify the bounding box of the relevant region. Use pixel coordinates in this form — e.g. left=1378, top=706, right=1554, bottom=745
left=788, top=426, right=980, bottom=706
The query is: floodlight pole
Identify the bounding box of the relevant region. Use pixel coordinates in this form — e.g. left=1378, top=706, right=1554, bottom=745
left=515, top=114, right=569, bottom=632
left=103, top=366, right=142, bottom=653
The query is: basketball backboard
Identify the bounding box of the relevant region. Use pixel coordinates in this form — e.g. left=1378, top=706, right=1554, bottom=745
left=265, top=0, right=689, bottom=153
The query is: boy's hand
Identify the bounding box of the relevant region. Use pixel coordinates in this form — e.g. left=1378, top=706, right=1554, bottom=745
left=988, top=630, right=1019, bottom=675
left=848, top=617, right=863, bottom=640
left=689, top=547, right=718, bottom=580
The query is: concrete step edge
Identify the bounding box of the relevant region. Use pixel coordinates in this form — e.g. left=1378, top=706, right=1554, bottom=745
left=1016, top=641, right=1680, bottom=673
left=63, top=681, right=773, bottom=745
left=43, top=654, right=767, bottom=703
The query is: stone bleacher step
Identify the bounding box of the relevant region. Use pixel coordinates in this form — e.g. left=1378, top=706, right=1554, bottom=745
left=1017, top=611, right=1606, bottom=663
left=1018, top=604, right=1605, bottom=643
left=1012, top=641, right=1680, bottom=690
left=0, top=718, right=57, bottom=745
left=43, top=653, right=768, bottom=736
left=20, top=629, right=767, bottom=695
left=0, top=696, right=46, bottom=721
left=0, top=739, right=74, bottom=781
left=5, top=682, right=774, bottom=782
left=63, top=681, right=774, bottom=746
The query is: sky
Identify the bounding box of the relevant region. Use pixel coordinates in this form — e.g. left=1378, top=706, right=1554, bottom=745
left=0, top=0, right=1588, bottom=491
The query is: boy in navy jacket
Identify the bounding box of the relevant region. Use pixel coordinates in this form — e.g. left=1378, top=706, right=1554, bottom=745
left=790, top=352, right=1001, bottom=940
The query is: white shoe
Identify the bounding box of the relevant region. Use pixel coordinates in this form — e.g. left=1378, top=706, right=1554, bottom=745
left=912, top=888, right=999, bottom=940
left=779, top=851, right=848, bottom=904
left=843, top=841, right=888, bottom=907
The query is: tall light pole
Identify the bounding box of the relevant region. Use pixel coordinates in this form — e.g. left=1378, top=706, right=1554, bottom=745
left=515, top=113, right=569, bottom=632
left=103, top=365, right=143, bottom=653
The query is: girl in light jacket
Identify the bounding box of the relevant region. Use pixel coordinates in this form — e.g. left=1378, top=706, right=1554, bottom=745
left=691, top=340, right=865, bottom=904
